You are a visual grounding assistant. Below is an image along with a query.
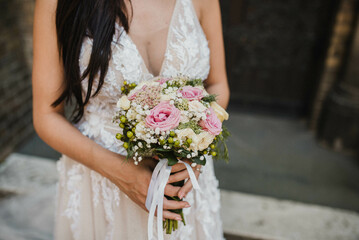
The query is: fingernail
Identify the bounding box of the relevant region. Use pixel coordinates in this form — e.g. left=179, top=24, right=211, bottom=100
left=185, top=203, right=190, bottom=208
left=179, top=193, right=184, bottom=199
left=175, top=216, right=182, bottom=221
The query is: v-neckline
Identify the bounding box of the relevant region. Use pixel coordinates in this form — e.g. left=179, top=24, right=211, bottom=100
left=116, top=0, right=179, bottom=77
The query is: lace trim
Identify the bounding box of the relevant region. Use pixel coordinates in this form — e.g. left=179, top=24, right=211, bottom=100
left=61, top=162, right=84, bottom=240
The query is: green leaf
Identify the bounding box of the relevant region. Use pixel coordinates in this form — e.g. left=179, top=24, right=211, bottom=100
left=201, top=94, right=217, bottom=103
left=177, top=120, right=202, bottom=134
left=186, top=78, right=203, bottom=86
left=192, top=155, right=206, bottom=165
left=167, top=152, right=179, bottom=166
left=213, top=125, right=230, bottom=163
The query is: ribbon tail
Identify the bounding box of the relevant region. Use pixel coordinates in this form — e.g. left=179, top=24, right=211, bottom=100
left=146, top=158, right=202, bottom=240
left=178, top=160, right=201, bottom=190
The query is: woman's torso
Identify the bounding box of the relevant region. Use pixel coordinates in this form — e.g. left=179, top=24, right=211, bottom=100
left=75, top=0, right=210, bottom=152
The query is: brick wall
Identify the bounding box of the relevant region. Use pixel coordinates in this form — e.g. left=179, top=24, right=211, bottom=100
left=0, top=0, right=35, bottom=161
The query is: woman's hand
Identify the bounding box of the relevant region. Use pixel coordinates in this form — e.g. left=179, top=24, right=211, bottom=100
left=167, top=160, right=202, bottom=199
left=101, top=156, right=190, bottom=221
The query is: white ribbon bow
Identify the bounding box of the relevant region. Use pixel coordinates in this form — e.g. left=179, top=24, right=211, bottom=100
left=145, top=158, right=201, bottom=240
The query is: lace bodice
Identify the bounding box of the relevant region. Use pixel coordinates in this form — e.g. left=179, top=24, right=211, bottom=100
left=75, top=0, right=210, bottom=153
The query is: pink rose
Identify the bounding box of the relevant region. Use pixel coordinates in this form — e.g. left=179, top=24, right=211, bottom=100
left=145, top=102, right=181, bottom=131
left=178, top=86, right=203, bottom=101
left=199, top=108, right=222, bottom=135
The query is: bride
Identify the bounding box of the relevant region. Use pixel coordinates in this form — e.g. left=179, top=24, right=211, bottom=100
left=32, top=0, right=229, bottom=239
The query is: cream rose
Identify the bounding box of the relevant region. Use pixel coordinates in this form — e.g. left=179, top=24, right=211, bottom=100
left=176, top=128, right=204, bottom=151
left=117, top=95, right=131, bottom=110
left=176, top=128, right=197, bottom=142
left=210, top=102, right=229, bottom=122
left=197, top=131, right=215, bottom=151
left=188, top=100, right=207, bottom=113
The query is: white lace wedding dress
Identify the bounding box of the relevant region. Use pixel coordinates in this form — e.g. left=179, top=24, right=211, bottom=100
left=54, top=0, right=224, bottom=239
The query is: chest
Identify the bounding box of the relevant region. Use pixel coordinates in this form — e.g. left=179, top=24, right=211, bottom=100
left=80, top=0, right=210, bottom=94
left=123, top=0, right=204, bottom=77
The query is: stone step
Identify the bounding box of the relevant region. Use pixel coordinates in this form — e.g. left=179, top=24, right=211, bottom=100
left=1, top=153, right=359, bottom=240
left=221, top=190, right=359, bottom=240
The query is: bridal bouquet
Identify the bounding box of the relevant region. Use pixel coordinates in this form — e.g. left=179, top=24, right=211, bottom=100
left=113, top=75, right=229, bottom=237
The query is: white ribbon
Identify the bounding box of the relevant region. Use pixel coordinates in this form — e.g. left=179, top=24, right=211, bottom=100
left=145, top=159, right=201, bottom=240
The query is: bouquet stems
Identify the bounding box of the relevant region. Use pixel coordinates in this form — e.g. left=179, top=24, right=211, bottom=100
left=164, top=179, right=185, bottom=234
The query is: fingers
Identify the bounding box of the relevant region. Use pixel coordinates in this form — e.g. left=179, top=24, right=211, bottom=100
left=153, top=199, right=190, bottom=221
left=168, top=170, right=189, bottom=183
left=163, top=197, right=190, bottom=210
left=178, top=180, right=193, bottom=200
left=164, top=184, right=181, bottom=197
left=163, top=210, right=182, bottom=221
left=171, top=163, right=186, bottom=173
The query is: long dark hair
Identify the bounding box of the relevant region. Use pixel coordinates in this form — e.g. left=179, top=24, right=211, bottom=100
left=52, top=0, right=131, bottom=123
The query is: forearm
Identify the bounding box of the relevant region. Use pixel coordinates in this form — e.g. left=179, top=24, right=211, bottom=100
left=206, top=81, right=230, bottom=109
left=33, top=111, right=124, bottom=178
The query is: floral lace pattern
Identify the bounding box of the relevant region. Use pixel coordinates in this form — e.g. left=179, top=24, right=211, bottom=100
left=55, top=0, right=224, bottom=239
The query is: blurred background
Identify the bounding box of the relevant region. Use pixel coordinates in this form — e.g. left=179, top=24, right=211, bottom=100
left=1, top=0, right=359, bottom=239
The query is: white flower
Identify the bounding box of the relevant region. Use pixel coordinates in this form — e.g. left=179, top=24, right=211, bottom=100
left=117, top=95, right=131, bottom=110
left=160, top=92, right=176, bottom=101
left=135, top=122, right=146, bottom=137
left=136, top=114, right=142, bottom=121
left=126, top=109, right=137, bottom=121
left=188, top=100, right=207, bottom=113
left=210, top=102, right=229, bottom=122
left=191, top=163, right=197, bottom=167
left=180, top=113, right=190, bottom=123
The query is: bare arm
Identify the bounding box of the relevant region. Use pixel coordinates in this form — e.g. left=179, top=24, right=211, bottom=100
left=32, top=0, right=187, bottom=220
left=199, top=0, right=230, bottom=109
